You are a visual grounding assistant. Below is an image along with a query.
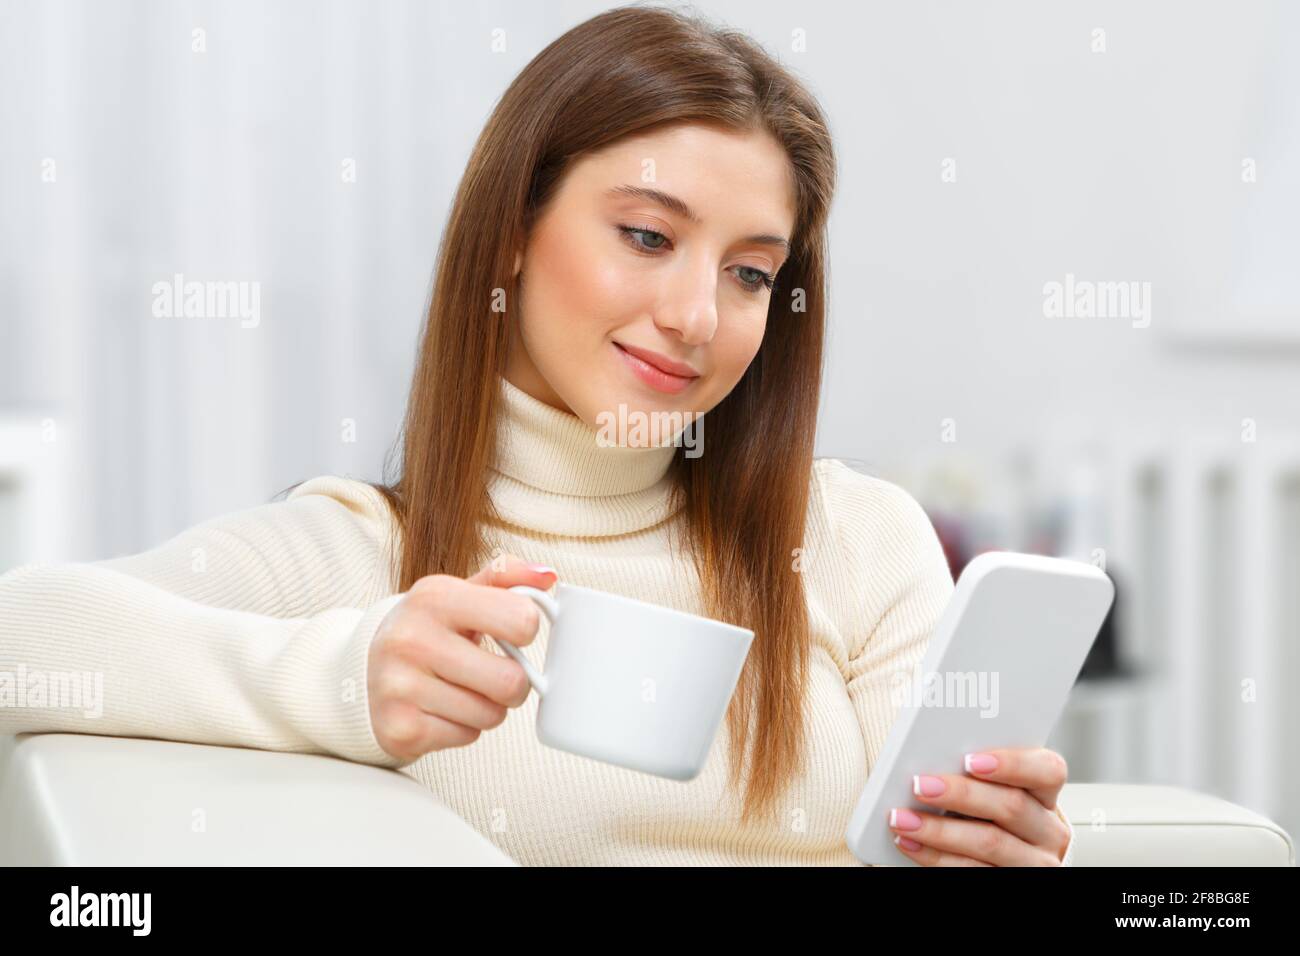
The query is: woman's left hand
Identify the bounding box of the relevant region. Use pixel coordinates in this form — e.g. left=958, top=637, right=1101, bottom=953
left=887, top=747, right=1072, bottom=866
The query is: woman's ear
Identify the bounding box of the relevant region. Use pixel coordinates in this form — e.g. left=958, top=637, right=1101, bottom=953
left=512, top=250, right=523, bottom=278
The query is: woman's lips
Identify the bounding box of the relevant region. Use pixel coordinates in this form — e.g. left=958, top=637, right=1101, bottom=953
left=612, top=342, right=699, bottom=394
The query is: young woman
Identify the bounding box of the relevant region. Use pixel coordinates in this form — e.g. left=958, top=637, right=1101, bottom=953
left=0, top=5, right=1073, bottom=866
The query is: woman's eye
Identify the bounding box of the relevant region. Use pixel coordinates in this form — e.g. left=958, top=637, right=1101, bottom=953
left=734, top=266, right=775, bottom=293
left=618, top=226, right=669, bottom=252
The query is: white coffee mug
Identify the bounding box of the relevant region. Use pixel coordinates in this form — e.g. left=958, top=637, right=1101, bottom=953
left=485, top=583, right=754, bottom=781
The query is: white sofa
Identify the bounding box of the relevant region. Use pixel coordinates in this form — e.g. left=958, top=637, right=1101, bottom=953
left=0, top=733, right=1293, bottom=866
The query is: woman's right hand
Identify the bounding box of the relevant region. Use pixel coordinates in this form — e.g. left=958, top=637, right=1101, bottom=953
left=366, top=554, right=558, bottom=763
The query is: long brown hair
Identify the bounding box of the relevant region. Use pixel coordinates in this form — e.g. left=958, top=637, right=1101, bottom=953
left=299, top=4, right=836, bottom=825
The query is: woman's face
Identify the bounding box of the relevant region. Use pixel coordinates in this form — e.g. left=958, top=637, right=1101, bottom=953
left=505, top=122, right=796, bottom=437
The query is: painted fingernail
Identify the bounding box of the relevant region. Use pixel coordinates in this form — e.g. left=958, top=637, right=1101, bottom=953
left=527, top=564, right=557, bottom=577
left=913, top=774, right=946, bottom=797
left=895, top=834, right=923, bottom=852
left=965, top=752, right=998, bottom=773
left=888, top=807, right=922, bottom=830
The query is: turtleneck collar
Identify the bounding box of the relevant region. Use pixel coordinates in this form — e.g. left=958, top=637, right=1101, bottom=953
left=487, top=376, right=683, bottom=537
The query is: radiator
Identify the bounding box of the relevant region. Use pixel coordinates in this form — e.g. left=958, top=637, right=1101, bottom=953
left=1079, top=433, right=1300, bottom=842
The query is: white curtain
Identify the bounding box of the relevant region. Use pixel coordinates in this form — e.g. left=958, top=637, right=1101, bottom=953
left=0, top=0, right=561, bottom=559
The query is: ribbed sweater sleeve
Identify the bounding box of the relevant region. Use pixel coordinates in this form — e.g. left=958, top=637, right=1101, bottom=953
left=0, top=476, right=406, bottom=768
left=816, top=459, right=956, bottom=773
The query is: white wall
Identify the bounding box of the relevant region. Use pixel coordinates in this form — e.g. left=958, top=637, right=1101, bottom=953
left=812, top=0, right=1300, bottom=472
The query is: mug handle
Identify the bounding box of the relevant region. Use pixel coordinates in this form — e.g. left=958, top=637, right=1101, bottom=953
left=485, top=585, right=560, bottom=698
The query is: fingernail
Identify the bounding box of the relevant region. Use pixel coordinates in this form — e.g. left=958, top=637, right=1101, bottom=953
left=888, top=807, right=922, bottom=831
left=527, top=564, right=557, bottom=577
left=913, top=774, right=946, bottom=797
left=965, top=752, right=998, bottom=774
left=895, top=834, right=922, bottom=852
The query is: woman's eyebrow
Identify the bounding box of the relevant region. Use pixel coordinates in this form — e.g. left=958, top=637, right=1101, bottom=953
left=604, top=184, right=790, bottom=253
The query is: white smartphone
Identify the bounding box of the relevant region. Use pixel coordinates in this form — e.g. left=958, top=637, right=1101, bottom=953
left=844, top=550, right=1115, bottom=865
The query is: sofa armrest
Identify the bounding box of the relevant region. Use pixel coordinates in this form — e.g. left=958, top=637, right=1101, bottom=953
left=3, top=735, right=1291, bottom=866
left=0, top=733, right=516, bottom=866
left=1058, top=782, right=1295, bottom=866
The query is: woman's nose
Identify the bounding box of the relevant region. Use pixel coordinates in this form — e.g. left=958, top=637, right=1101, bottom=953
left=655, top=274, right=719, bottom=344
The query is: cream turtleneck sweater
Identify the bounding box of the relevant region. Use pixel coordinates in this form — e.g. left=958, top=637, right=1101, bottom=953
left=0, top=377, right=1074, bottom=865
